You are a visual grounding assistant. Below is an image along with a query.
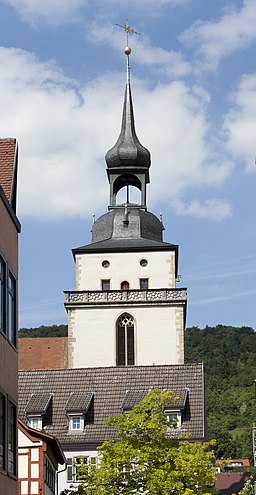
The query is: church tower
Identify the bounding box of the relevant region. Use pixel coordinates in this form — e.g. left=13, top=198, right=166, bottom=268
left=65, top=43, right=187, bottom=369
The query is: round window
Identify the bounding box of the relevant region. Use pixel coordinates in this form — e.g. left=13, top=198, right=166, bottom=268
left=102, top=260, right=110, bottom=268
left=140, top=259, right=148, bottom=267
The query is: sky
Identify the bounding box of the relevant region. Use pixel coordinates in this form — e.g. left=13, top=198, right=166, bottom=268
left=0, top=0, right=255, bottom=330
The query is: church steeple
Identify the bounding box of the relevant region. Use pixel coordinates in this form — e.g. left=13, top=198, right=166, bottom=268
left=105, top=44, right=150, bottom=209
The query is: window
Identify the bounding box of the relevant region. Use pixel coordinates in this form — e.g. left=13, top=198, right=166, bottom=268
left=68, top=415, right=84, bottom=431
left=116, top=314, right=135, bottom=366
left=8, top=273, right=16, bottom=346
left=102, top=260, right=110, bottom=268
left=67, top=456, right=98, bottom=482
left=121, top=281, right=129, bottom=290
left=28, top=416, right=42, bottom=431
left=0, top=255, right=17, bottom=345
left=0, top=393, right=6, bottom=471
left=8, top=400, right=16, bottom=475
left=101, top=279, right=110, bottom=291
left=139, top=278, right=148, bottom=289
left=166, top=411, right=182, bottom=429
left=44, top=455, right=55, bottom=492
left=0, top=257, right=6, bottom=334
left=140, top=259, right=148, bottom=267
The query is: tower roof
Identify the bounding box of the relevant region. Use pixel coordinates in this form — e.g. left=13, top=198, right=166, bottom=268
left=105, top=81, right=151, bottom=171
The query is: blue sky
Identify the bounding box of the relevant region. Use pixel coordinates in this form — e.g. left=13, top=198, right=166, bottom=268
left=0, top=0, right=255, bottom=329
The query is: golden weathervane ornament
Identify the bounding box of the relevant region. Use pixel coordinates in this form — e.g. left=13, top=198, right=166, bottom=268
left=115, top=20, right=141, bottom=81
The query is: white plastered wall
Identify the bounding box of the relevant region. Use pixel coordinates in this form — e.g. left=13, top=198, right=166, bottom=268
left=69, top=304, right=184, bottom=368
left=76, top=250, right=176, bottom=291
left=58, top=450, right=98, bottom=495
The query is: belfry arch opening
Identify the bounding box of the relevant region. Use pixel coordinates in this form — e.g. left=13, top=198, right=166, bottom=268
left=116, top=185, right=141, bottom=206
left=116, top=313, right=135, bottom=366
left=109, top=173, right=147, bottom=208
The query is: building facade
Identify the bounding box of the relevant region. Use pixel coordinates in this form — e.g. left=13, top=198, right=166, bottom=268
left=0, top=138, right=20, bottom=495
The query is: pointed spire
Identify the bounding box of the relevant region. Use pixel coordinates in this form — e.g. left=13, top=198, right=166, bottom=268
left=105, top=47, right=150, bottom=171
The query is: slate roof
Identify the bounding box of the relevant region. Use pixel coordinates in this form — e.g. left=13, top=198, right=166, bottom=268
left=105, top=82, right=151, bottom=171
left=26, top=393, right=52, bottom=415
left=18, top=364, right=205, bottom=450
left=73, top=238, right=178, bottom=254
left=0, top=138, right=17, bottom=209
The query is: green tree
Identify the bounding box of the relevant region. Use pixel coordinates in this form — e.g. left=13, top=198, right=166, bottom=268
left=61, top=390, right=217, bottom=495
left=19, top=324, right=68, bottom=338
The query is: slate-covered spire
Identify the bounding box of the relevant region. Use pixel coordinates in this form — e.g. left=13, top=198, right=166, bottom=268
left=105, top=73, right=151, bottom=170
left=106, top=45, right=151, bottom=209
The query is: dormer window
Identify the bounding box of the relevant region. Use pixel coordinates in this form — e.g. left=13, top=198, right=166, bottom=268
left=68, top=415, right=84, bottom=431
left=166, top=410, right=182, bottom=429
left=28, top=416, right=42, bottom=431
left=65, top=391, right=94, bottom=433
left=26, top=393, right=52, bottom=431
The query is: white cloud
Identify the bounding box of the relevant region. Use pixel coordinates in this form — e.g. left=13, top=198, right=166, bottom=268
left=223, top=74, right=256, bottom=172
left=180, top=0, right=256, bottom=69
left=0, top=47, right=233, bottom=221
left=173, top=198, right=232, bottom=220
left=0, top=0, right=86, bottom=25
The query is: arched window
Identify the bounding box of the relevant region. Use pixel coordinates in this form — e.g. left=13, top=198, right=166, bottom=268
left=121, top=281, right=129, bottom=290
left=116, top=314, right=135, bottom=366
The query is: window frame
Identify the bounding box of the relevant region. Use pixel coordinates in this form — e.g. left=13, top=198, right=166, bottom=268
left=139, top=278, right=149, bottom=290
left=101, top=279, right=110, bottom=291
left=166, top=410, right=182, bottom=429
left=7, top=399, right=17, bottom=476
left=0, top=391, right=6, bottom=472
left=68, top=414, right=84, bottom=432
left=116, top=314, right=135, bottom=366
left=28, top=416, right=43, bottom=431
left=0, top=256, right=6, bottom=335
left=8, top=270, right=16, bottom=347
left=67, top=456, right=98, bottom=482
left=0, top=252, right=17, bottom=348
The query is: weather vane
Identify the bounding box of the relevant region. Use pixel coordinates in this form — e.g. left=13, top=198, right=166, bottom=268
left=116, top=19, right=141, bottom=47
left=116, top=20, right=141, bottom=82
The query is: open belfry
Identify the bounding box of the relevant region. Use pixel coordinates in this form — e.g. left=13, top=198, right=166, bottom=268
left=64, top=34, right=187, bottom=370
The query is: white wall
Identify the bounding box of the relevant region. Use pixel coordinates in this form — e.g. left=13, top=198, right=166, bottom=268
left=76, top=250, right=176, bottom=291
left=58, top=450, right=98, bottom=495
left=69, top=305, right=183, bottom=368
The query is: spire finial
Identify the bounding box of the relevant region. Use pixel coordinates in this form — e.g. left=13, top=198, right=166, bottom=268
left=116, top=20, right=141, bottom=83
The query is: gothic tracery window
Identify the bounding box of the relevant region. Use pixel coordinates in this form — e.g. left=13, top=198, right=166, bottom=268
left=116, top=314, right=135, bottom=366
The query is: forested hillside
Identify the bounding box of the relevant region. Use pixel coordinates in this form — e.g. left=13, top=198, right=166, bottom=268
left=19, top=323, right=256, bottom=459
left=185, top=325, right=256, bottom=460
left=19, top=324, right=68, bottom=338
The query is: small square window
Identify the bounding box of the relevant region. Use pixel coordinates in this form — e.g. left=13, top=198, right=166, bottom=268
left=68, top=415, right=84, bottom=431
left=28, top=416, right=42, bottom=431
left=139, top=278, right=148, bottom=289
left=166, top=411, right=181, bottom=429
left=101, top=279, right=110, bottom=291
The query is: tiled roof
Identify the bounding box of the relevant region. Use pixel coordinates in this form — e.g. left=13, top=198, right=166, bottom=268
left=18, top=364, right=205, bottom=449
left=0, top=138, right=17, bottom=207
left=121, top=387, right=188, bottom=412
left=65, top=392, right=94, bottom=413
left=26, top=393, right=52, bottom=415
